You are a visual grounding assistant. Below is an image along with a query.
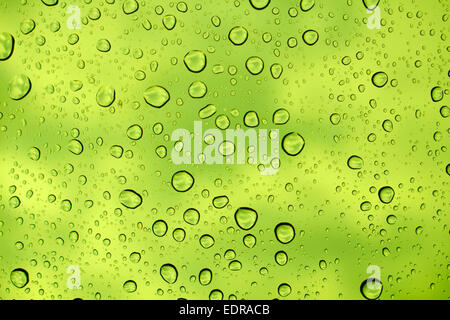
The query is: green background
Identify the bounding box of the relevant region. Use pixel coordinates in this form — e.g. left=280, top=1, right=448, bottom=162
left=0, top=0, right=448, bottom=300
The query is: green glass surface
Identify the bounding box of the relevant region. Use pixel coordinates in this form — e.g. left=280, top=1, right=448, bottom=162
left=0, top=0, right=448, bottom=300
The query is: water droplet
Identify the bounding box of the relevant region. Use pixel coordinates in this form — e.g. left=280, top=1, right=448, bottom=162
left=278, top=283, right=291, bottom=297
left=188, top=81, right=207, bottom=98
left=144, top=85, right=170, bottom=108
left=171, top=170, right=194, bottom=192
left=199, top=104, right=217, bottom=119
left=228, top=26, right=248, bottom=45
left=41, top=0, right=58, bottom=5
left=123, top=280, right=137, bottom=293
left=28, top=147, right=41, bottom=161
left=234, top=207, right=258, bottom=230
left=282, top=132, right=305, bottom=156
left=67, top=139, right=83, bottom=155
left=183, top=208, right=200, bottom=225
left=152, top=220, right=168, bottom=237
left=273, top=108, right=290, bottom=124
left=126, top=124, right=143, bottom=140
left=20, top=20, right=36, bottom=35
left=362, top=0, right=380, bottom=10
left=10, top=268, right=29, bottom=288
left=184, top=50, right=207, bottom=73
left=229, top=260, right=242, bottom=271
left=275, top=251, right=288, bottom=266
left=347, top=155, right=363, bottom=170
left=386, top=215, right=397, bottom=225
left=212, top=196, right=229, bottom=209
left=246, top=56, right=264, bottom=75
left=360, top=278, right=383, bottom=300
left=110, top=145, right=124, bottom=158
left=415, top=226, right=423, bottom=235
left=431, top=86, right=443, bottom=102
left=382, top=119, right=393, bottom=132
left=123, top=0, right=139, bottom=14
left=129, top=252, right=141, bottom=263
left=160, top=264, right=178, bottom=284
left=119, top=189, right=142, bottom=209
left=243, top=234, right=256, bottom=248
left=360, top=201, right=372, bottom=211
left=173, top=228, right=186, bottom=242
left=270, top=63, right=283, bottom=79
left=200, top=234, right=215, bottom=248
left=302, top=30, right=319, bottom=45
left=96, top=39, right=111, bottom=52
left=199, top=268, right=212, bottom=286
left=9, top=196, right=20, bottom=208
left=378, top=186, right=395, bottom=204
left=249, top=0, right=270, bottom=10
left=209, top=289, right=224, bottom=300
left=244, top=111, right=260, bottom=127
left=163, top=15, right=177, bottom=30
left=8, top=74, right=31, bottom=100
left=275, top=223, right=295, bottom=244
left=300, top=0, right=315, bottom=11
left=96, top=86, right=115, bottom=107
left=61, top=199, right=72, bottom=212
left=372, top=71, right=388, bottom=88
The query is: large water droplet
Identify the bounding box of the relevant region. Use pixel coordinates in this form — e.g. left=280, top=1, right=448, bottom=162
left=126, top=124, right=143, bottom=140
left=249, top=0, right=270, bottom=10
left=28, top=147, right=41, bottom=161
left=246, top=56, right=264, bottom=75
left=96, top=86, right=115, bottom=107
left=362, top=0, right=380, bottom=10
left=184, top=50, right=207, bottom=73
left=234, top=207, right=258, bottom=230
left=8, top=74, right=31, bottom=100
left=144, top=85, right=170, bottom=108
left=378, top=186, right=395, bottom=204
left=171, top=170, right=194, bottom=192
left=275, top=223, right=295, bottom=244
left=122, top=0, right=139, bottom=14
left=67, top=139, right=83, bottom=155
left=360, top=278, right=383, bottom=300
left=282, top=132, right=305, bottom=156
left=228, top=26, right=248, bottom=45
left=119, top=189, right=142, bottom=209
left=431, top=86, right=443, bottom=102
left=302, top=30, right=319, bottom=45
left=199, top=268, right=212, bottom=286
left=300, top=0, right=315, bottom=11
left=0, top=32, right=14, bottom=60
left=123, top=280, right=137, bottom=293
left=372, top=71, right=388, bottom=88
left=347, top=155, right=363, bottom=170
left=160, top=264, right=178, bottom=284
left=10, top=268, right=29, bottom=288
left=183, top=208, right=200, bottom=225
left=188, top=81, right=207, bottom=98
left=41, top=0, right=58, bottom=5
